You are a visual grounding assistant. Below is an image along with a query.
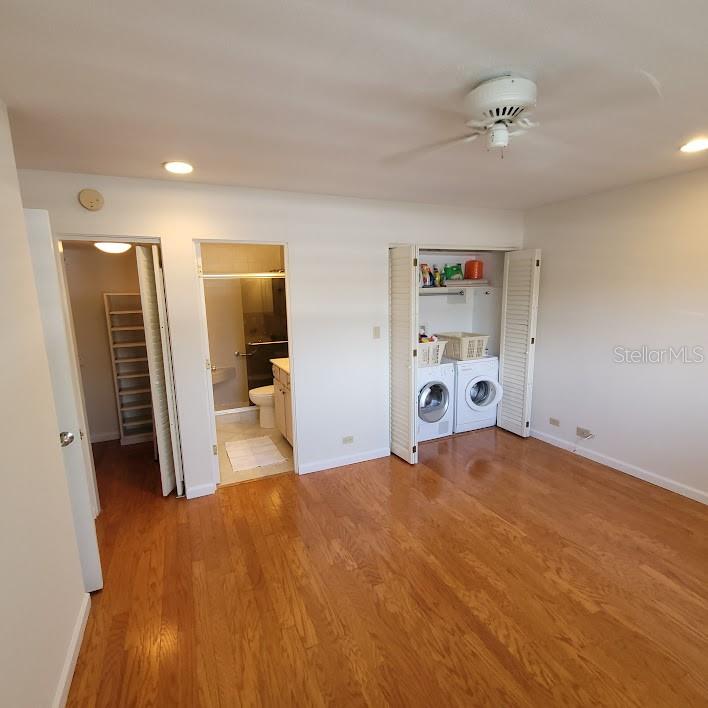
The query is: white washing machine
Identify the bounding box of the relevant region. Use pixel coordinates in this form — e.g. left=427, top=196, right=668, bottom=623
left=450, top=356, right=503, bottom=433
left=416, top=362, right=455, bottom=442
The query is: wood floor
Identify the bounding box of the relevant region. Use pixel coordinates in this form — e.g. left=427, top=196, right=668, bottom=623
left=68, top=432, right=708, bottom=707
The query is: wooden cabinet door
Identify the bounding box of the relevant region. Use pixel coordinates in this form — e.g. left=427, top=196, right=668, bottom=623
left=284, top=387, right=293, bottom=444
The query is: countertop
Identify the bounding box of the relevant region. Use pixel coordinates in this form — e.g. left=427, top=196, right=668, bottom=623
left=270, top=357, right=290, bottom=374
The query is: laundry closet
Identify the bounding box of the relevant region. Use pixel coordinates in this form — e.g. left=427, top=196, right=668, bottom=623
left=389, top=245, right=541, bottom=464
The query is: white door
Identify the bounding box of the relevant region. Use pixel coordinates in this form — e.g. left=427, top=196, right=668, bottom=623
left=25, top=209, right=103, bottom=592
left=497, top=249, right=541, bottom=437
left=136, top=245, right=184, bottom=496
left=389, top=245, right=419, bottom=464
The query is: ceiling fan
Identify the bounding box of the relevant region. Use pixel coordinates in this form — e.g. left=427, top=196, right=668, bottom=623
left=386, top=74, right=538, bottom=162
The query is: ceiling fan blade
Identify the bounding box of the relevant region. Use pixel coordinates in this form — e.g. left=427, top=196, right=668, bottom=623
left=516, top=117, right=539, bottom=129
left=383, top=133, right=479, bottom=164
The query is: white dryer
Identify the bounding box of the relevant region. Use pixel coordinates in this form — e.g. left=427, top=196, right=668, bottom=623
left=416, top=362, right=455, bottom=442
left=451, top=356, right=503, bottom=433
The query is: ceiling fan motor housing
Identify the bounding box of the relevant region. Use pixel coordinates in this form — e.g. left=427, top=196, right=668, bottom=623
left=464, top=75, right=537, bottom=128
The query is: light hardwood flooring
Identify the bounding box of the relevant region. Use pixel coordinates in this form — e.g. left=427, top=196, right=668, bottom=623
left=68, top=431, right=708, bottom=707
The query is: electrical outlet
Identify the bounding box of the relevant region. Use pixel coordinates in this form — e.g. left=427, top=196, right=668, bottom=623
left=342, top=435, right=354, bottom=445
left=576, top=426, right=593, bottom=439
left=549, top=417, right=560, bottom=427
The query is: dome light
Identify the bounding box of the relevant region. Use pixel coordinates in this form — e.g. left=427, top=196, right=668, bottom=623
left=94, top=242, right=131, bottom=254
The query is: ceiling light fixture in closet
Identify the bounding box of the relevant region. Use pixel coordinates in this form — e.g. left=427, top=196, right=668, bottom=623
left=94, top=242, right=132, bottom=254
left=680, top=137, right=708, bottom=153
left=163, top=160, right=194, bottom=174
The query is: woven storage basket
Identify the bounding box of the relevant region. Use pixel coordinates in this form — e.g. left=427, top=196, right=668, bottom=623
left=436, top=332, right=488, bottom=360
left=417, top=340, right=447, bottom=367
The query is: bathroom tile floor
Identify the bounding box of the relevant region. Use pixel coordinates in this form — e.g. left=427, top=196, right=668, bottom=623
left=216, top=409, right=293, bottom=485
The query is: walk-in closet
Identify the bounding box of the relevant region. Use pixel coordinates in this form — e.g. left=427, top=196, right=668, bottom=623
left=62, top=241, right=183, bottom=497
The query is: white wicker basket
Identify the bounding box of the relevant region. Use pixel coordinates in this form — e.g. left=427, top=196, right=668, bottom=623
left=436, top=331, right=489, bottom=360
left=417, top=340, right=447, bottom=367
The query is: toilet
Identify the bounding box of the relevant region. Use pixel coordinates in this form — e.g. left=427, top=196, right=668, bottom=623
left=249, top=385, right=275, bottom=428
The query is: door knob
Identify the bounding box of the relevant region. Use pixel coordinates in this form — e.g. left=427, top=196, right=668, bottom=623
left=59, top=431, right=75, bottom=447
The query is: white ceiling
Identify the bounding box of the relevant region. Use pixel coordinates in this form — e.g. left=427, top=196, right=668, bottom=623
left=2, top=1, right=708, bottom=208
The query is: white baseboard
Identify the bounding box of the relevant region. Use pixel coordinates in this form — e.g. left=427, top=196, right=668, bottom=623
left=298, top=448, right=391, bottom=475
left=53, top=593, right=91, bottom=708
left=186, top=482, right=217, bottom=499
left=90, top=431, right=119, bottom=443
left=531, top=429, right=708, bottom=505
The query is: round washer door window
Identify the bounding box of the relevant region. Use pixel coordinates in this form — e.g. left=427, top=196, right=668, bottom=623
left=418, top=382, right=450, bottom=423
left=465, top=377, right=503, bottom=411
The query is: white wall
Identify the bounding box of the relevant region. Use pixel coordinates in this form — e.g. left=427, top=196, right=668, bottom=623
left=63, top=243, right=139, bottom=441
left=0, top=107, right=88, bottom=707
left=525, top=168, right=708, bottom=504
left=19, top=169, right=523, bottom=496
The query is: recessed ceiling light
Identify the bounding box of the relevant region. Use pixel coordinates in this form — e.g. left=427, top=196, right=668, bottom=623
left=94, top=242, right=132, bottom=254
left=680, top=138, right=708, bottom=153
left=163, top=160, right=194, bottom=174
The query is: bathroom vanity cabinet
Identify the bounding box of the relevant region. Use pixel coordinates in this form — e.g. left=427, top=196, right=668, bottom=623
left=272, top=359, right=293, bottom=445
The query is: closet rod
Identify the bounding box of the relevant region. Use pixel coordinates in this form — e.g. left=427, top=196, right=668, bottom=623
left=419, top=289, right=465, bottom=296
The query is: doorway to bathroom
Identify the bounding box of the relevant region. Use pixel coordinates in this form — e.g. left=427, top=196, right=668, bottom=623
left=196, top=242, right=296, bottom=486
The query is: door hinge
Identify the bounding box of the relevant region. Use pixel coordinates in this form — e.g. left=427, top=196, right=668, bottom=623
left=212, top=444, right=218, bottom=455
left=526, top=421, right=530, bottom=428
left=413, top=257, right=418, bottom=267
left=531, top=337, right=535, bottom=344
left=413, top=349, right=417, bottom=358
left=536, top=259, right=540, bottom=267
left=412, top=445, right=417, bottom=453
left=197, top=264, right=203, bottom=276
left=205, top=358, right=211, bottom=371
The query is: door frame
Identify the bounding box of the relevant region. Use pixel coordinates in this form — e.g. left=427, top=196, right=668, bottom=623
left=194, top=239, right=299, bottom=484
left=389, top=242, right=520, bottom=459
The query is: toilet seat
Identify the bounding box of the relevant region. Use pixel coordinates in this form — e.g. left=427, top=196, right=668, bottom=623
left=249, top=385, right=274, bottom=405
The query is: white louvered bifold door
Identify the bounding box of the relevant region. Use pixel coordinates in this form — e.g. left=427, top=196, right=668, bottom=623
left=136, top=245, right=184, bottom=495
left=390, top=245, right=419, bottom=464
left=497, top=249, right=541, bottom=437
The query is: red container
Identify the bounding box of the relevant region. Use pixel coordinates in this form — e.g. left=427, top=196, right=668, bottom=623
left=464, top=259, right=484, bottom=280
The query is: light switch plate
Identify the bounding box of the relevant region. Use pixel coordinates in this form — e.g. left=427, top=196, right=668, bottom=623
left=373, top=326, right=381, bottom=339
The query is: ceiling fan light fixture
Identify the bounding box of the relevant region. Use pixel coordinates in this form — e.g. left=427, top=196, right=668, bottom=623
left=680, top=137, right=708, bottom=153
left=94, top=242, right=132, bottom=254
left=487, top=122, right=510, bottom=149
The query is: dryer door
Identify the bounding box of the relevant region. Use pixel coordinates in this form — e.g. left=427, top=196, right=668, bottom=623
left=418, top=381, right=450, bottom=423
left=465, top=376, right=503, bottom=412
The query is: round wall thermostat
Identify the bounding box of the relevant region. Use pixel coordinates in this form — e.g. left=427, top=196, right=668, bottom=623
left=78, top=188, right=104, bottom=211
